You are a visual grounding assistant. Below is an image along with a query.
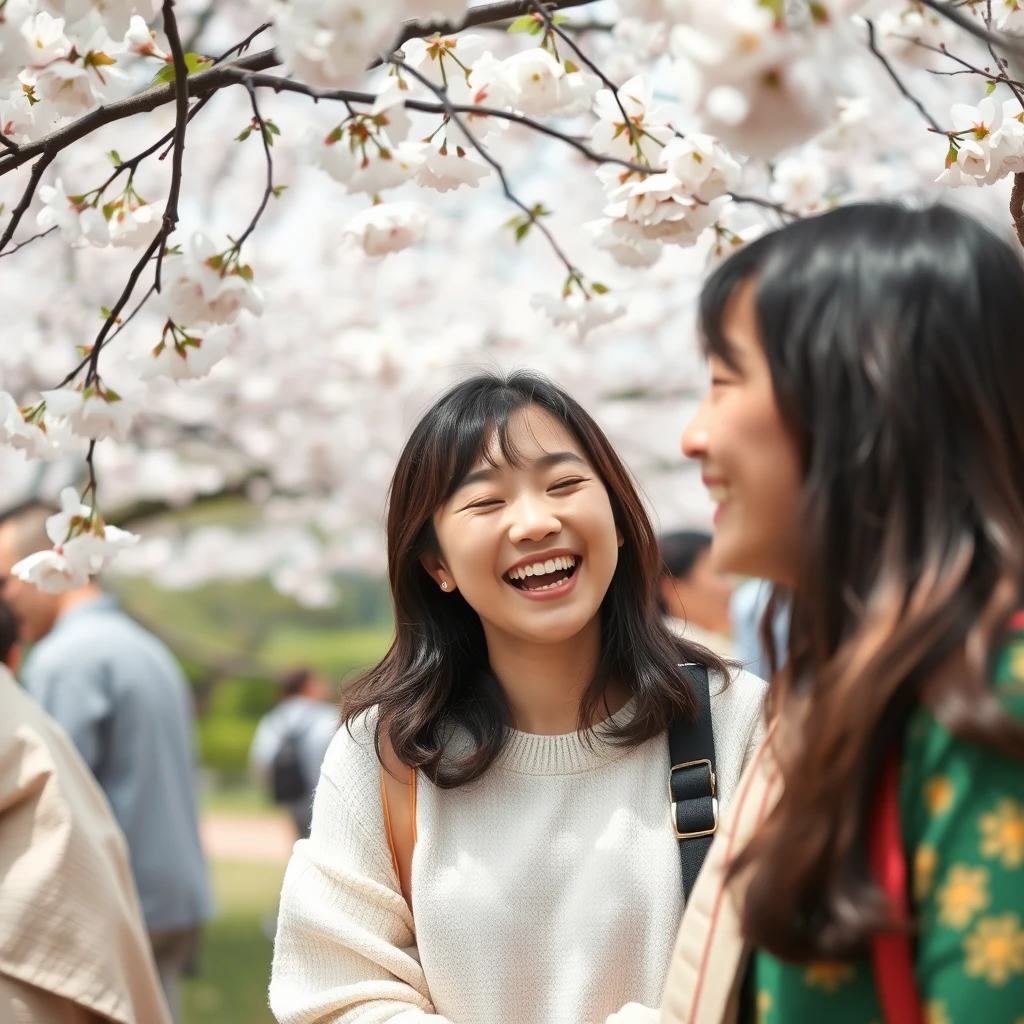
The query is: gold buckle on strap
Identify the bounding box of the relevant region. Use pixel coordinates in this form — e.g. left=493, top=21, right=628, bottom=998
left=670, top=758, right=719, bottom=840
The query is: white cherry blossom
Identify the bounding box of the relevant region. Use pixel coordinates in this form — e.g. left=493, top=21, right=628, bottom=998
left=11, top=548, right=91, bottom=593
left=659, top=133, right=741, bottom=201
left=592, top=76, right=676, bottom=164
left=156, top=233, right=265, bottom=327
left=0, top=392, right=68, bottom=460
left=401, top=34, right=485, bottom=86
left=586, top=216, right=663, bottom=267
left=416, top=143, right=491, bottom=192
left=531, top=290, right=626, bottom=336
left=42, top=384, right=141, bottom=442
left=769, top=153, right=831, bottom=212
left=343, top=201, right=430, bottom=256
left=496, top=49, right=600, bottom=118
left=123, top=14, right=166, bottom=59
left=302, top=123, right=425, bottom=195
left=20, top=11, right=70, bottom=67
left=135, top=325, right=233, bottom=382
left=36, top=180, right=110, bottom=247
left=275, top=0, right=401, bottom=89
left=109, top=200, right=162, bottom=249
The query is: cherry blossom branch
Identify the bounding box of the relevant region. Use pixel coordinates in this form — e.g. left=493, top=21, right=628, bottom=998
left=383, top=0, right=599, bottom=60
left=0, top=133, right=20, bottom=154
left=55, top=283, right=158, bottom=391
left=727, top=192, right=797, bottom=220
left=866, top=20, right=943, bottom=132
left=233, top=79, right=275, bottom=252
left=395, top=58, right=585, bottom=283
left=237, top=69, right=652, bottom=175
left=0, top=0, right=598, bottom=179
left=918, top=0, right=1024, bottom=57
left=983, top=0, right=1024, bottom=109
left=0, top=225, right=57, bottom=258
left=526, top=0, right=633, bottom=133
left=154, top=0, right=190, bottom=292
left=0, top=151, right=55, bottom=253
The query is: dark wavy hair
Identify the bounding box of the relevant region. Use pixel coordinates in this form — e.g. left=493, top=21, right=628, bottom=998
left=703, top=203, right=1024, bottom=960
left=343, top=369, right=727, bottom=787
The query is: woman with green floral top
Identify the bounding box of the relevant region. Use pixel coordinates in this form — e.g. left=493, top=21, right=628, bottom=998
left=662, top=203, right=1024, bottom=1024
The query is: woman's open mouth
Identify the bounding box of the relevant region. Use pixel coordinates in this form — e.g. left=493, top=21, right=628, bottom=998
left=504, top=555, right=580, bottom=595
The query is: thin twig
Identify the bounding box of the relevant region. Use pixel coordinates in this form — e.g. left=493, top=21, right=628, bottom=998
left=233, top=79, right=275, bottom=251
left=0, top=133, right=20, bottom=154
left=238, top=68, right=653, bottom=175
left=984, top=0, right=1024, bottom=108
left=0, top=225, right=57, bottom=258
left=155, top=0, right=190, bottom=292
left=0, top=151, right=55, bottom=253
left=396, top=58, right=582, bottom=280
left=866, top=20, right=944, bottom=132
left=728, top=192, right=798, bottom=220
left=56, top=283, right=158, bottom=389
left=214, top=22, right=272, bottom=63
left=917, top=0, right=1024, bottom=57
left=527, top=0, right=636, bottom=140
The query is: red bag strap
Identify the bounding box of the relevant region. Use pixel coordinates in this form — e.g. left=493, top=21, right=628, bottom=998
left=868, top=752, right=925, bottom=1024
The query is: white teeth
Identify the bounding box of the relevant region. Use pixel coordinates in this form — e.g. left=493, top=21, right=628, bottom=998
left=508, top=555, right=577, bottom=581
left=706, top=485, right=732, bottom=503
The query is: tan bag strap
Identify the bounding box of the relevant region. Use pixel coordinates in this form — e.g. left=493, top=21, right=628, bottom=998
left=379, top=738, right=417, bottom=908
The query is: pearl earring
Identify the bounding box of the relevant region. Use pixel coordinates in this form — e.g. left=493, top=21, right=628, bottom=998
left=441, top=581, right=448, bottom=590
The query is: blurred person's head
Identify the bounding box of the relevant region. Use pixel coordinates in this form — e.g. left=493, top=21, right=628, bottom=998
left=682, top=203, right=1024, bottom=960
left=0, top=597, right=20, bottom=671
left=658, top=530, right=734, bottom=636
left=345, top=369, right=724, bottom=787
left=278, top=667, right=330, bottom=703
left=0, top=504, right=70, bottom=644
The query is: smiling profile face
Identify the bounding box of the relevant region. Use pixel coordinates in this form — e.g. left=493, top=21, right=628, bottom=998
left=426, top=404, right=622, bottom=648
left=681, top=279, right=804, bottom=588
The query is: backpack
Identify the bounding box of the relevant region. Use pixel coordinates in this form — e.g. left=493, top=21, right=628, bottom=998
left=270, top=728, right=308, bottom=804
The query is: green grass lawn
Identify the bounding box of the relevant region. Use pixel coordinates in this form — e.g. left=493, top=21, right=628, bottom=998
left=184, top=860, right=285, bottom=1024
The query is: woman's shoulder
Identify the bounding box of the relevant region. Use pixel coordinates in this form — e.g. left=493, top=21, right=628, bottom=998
left=708, top=664, right=769, bottom=724
left=320, top=706, right=384, bottom=785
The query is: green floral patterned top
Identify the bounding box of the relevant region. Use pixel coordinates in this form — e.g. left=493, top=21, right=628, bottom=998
left=747, top=621, right=1024, bottom=1024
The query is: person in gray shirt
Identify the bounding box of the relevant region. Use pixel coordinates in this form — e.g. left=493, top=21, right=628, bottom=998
left=0, top=506, right=213, bottom=1024
left=249, top=667, right=339, bottom=839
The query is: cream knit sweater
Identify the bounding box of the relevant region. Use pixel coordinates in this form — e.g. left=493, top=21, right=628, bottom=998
left=270, top=668, right=767, bottom=1024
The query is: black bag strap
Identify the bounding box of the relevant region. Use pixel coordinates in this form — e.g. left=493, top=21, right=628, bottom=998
left=669, top=664, right=719, bottom=900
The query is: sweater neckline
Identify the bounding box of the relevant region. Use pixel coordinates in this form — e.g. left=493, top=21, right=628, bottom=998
left=496, top=698, right=638, bottom=776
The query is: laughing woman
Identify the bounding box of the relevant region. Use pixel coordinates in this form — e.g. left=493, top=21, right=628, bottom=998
left=662, top=204, right=1024, bottom=1024
left=270, top=371, right=767, bottom=1024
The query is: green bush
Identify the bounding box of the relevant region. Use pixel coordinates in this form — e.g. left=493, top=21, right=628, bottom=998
left=205, top=676, right=277, bottom=719
left=198, top=716, right=259, bottom=775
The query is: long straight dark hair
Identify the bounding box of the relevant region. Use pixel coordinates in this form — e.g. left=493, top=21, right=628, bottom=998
left=343, top=370, right=726, bottom=787
left=702, top=203, right=1024, bottom=960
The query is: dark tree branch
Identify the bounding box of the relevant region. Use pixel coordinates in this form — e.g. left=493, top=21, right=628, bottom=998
left=237, top=69, right=653, bottom=175
left=233, top=80, right=275, bottom=251
left=727, top=192, right=798, bottom=220
left=0, top=151, right=55, bottom=253
left=918, top=0, right=1024, bottom=57
left=382, top=0, right=598, bottom=60
left=155, top=0, right=190, bottom=291
left=0, top=132, right=20, bottom=154
left=866, top=20, right=944, bottom=132
left=0, top=225, right=57, bottom=257
left=0, top=0, right=599, bottom=178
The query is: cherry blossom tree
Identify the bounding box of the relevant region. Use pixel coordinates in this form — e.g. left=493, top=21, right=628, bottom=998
left=0, top=0, right=1022, bottom=603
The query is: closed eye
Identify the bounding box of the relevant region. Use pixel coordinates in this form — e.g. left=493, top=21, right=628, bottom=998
left=550, top=476, right=588, bottom=491
left=463, top=498, right=503, bottom=511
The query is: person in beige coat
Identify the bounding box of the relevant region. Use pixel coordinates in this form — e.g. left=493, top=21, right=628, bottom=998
left=0, top=598, right=172, bottom=1024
